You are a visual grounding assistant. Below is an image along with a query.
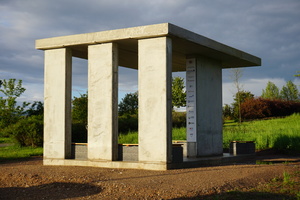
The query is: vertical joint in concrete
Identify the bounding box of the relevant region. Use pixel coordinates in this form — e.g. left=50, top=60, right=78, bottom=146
left=88, top=42, right=119, bottom=161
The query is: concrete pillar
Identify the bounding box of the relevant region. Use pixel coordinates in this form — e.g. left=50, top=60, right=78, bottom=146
left=138, top=37, right=172, bottom=163
left=44, top=48, right=72, bottom=159
left=88, top=43, right=118, bottom=161
left=195, top=56, right=223, bottom=156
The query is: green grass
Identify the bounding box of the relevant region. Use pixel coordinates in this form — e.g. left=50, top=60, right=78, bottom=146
left=118, top=127, right=187, bottom=144
left=0, top=137, right=13, bottom=144
left=223, top=113, right=300, bottom=152
left=0, top=145, right=43, bottom=162
left=118, top=113, right=300, bottom=153
left=118, top=131, right=139, bottom=144
left=1, top=113, right=299, bottom=161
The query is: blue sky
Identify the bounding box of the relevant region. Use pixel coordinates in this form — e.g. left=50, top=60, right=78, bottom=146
left=1, top=0, right=299, bottom=105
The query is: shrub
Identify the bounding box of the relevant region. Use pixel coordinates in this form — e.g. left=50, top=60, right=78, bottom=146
left=72, top=122, right=87, bottom=143
left=118, top=114, right=138, bottom=133
left=241, top=98, right=300, bottom=120
left=172, top=112, right=186, bottom=128
left=2, top=115, right=43, bottom=147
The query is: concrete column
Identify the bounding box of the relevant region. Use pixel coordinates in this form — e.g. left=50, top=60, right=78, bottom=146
left=44, top=48, right=72, bottom=159
left=195, top=56, right=223, bottom=156
left=88, top=43, right=118, bottom=161
left=138, top=37, right=172, bottom=163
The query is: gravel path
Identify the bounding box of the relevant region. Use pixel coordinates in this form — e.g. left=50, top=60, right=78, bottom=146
left=0, top=156, right=299, bottom=199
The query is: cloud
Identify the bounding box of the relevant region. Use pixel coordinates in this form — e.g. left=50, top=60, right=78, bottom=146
left=222, top=77, right=299, bottom=105
left=1, top=0, right=299, bottom=106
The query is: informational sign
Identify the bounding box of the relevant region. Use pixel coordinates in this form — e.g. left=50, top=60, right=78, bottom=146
left=186, top=58, right=197, bottom=142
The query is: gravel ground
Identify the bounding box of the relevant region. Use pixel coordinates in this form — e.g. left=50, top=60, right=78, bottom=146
left=0, top=155, right=299, bottom=199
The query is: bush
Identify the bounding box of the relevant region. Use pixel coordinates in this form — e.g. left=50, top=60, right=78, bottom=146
left=273, top=135, right=300, bottom=154
left=72, top=122, right=87, bottom=143
left=2, top=115, right=43, bottom=147
left=241, top=98, right=300, bottom=120
left=118, top=114, right=138, bottom=133
left=172, top=112, right=186, bottom=128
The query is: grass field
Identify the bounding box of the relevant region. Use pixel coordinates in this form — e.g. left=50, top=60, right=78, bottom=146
left=0, top=145, right=43, bottom=161
left=0, top=113, right=299, bottom=161
left=223, top=113, right=300, bottom=152
left=119, top=113, right=300, bottom=153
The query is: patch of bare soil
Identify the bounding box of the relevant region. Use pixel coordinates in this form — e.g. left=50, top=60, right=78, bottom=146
left=0, top=155, right=299, bottom=199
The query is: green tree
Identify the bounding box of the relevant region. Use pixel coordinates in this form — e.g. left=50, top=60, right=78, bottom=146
left=118, top=92, right=138, bottom=116
left=295, top=71, right=300, bottom=77
left=232, top=90, right=254, bottom=121
left=261, top=81, right=280, bottom=100
left=72, top=93, right=88, bottom=125
left=280, top=80, right=299, bottom=101
left=223, top=104, right=233, bottom=120
left=172, top=77, right=186, bottom=108
left=0, top=79, right=29, bottom=128
left=26, top=101, right=44, bottom=116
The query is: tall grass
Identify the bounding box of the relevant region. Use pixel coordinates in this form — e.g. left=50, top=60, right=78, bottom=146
left=118, top=114, right=300, bottom=153
left=223, top=113, right=300, bottom=152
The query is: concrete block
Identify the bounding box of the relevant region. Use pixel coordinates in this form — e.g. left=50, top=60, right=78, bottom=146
left=71, top=143, right=87, bottom=159
left=230, top=141, right=256, bottom=155
left=118, top=145, right=139, bottom=161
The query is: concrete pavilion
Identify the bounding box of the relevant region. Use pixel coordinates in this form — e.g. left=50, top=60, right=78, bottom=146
left=36, top=23, right=261, bottom=170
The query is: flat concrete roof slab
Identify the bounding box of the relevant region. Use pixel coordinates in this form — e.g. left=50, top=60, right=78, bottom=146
left=36, top=23, right=261, bottom=71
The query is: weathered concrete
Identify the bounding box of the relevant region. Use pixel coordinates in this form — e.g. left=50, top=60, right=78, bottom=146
left=37, top=23, right=261, bottom=170
left=36, top=23, right=261, bottom=71
left=43, top=153, right=255, bottom=171
left=88, top=43, right=118, bottom=161
left=138, top=37, right=173, bottom=163
left=44, top=48, right=72, bottom=159
left=195, top=56, right=223, bottom=156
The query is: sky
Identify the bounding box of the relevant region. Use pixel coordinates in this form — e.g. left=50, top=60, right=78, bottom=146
left=1, top=0, right=300, bottom=106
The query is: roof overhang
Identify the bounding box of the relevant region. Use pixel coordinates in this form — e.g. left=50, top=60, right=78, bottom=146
left=36, top=23, right=261, bottom=71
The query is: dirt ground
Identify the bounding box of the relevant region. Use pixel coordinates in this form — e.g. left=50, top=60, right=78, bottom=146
left=0, top=154, right=299, bottom=200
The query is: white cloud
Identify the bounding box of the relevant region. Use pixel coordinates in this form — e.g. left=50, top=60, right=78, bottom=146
left=222, top=77, right=298, bottom=105
left=1, top=0, right=299, bottom=105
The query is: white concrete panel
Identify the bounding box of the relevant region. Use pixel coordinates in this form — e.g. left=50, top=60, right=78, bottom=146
left=138, top=37, right=172, bottom=163
left=44, top=48, right=72, bottom=159
left=195, top=56, right=223, bottom=156
left=88, top=43, right=118, bottom=161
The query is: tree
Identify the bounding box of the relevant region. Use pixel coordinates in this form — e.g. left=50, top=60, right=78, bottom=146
left=0, top=79, right=29, bottom=128
left=261, top=81, right=280, bottom=100
left=230, top=68, right=244, bottom=123
left=172, top=77, right=186, bottom=108
left=223, top=104, right=233, bottom=120
left=232, top=90, right=254, bottom=121
left=280, top=81, right=299, bottom=101
left=295, top=71, right=300, bottom=77
left=72, top=93, right=88, bottom=125
left=118, top=92, right=138, bottom=116
left=26, top=101, right=44, bottom=116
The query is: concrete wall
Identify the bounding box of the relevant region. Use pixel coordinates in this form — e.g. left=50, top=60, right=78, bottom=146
left=196, top=56, right=223, bottom=156
left=87, top=43, right=119, bottom=161
left=138, top=37, right=173, bottom=163
left=44, top=48, right=72, bottom=159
